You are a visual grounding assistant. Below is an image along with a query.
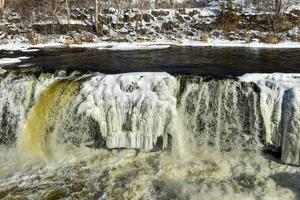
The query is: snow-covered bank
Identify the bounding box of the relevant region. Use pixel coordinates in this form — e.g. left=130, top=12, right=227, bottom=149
left=179, top=39, right=300, bottom=49
left=1, top=39, right=300, bottom=53
left=0, top=56, right=30, bottom=65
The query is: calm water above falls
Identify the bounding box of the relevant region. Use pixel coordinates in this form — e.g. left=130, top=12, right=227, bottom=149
left=1, top=47, right=300, bottom=200
left=1, top=46, right=300, bottom=75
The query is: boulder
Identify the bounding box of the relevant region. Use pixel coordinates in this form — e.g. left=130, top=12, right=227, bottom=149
left=151, top=10, right=169, bottom=17
left=162, top=21, right=174, bottom=31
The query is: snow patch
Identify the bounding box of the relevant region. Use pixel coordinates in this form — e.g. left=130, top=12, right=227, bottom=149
left=97, top=43, right=170, bottom=51
left=179, top=39, right=300, bottom=49
left=0, top=56, right=30, bottom=66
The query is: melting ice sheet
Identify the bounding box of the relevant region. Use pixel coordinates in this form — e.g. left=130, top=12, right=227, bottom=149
left=240, top=73, right=300, bottom=165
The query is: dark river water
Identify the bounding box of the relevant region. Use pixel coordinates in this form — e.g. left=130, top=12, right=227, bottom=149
left=1, top=46, right=300, bottom=76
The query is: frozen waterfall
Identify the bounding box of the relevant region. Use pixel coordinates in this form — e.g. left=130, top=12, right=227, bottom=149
left=240, top=73, right=300, bottom=165
left=0, top=71, right=300, bottom=165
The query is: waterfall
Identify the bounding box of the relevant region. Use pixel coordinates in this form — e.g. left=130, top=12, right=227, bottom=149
left=1, top=71, right=300, bottom=165
left=178, top=76, right=263, bottom=152
left=18, top=80, right=82, bottom=158
left=0, top=72, right=64, bottom=145
left=240, top=73, right=300, bottom=165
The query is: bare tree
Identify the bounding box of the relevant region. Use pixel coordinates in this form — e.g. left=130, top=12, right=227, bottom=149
left=0, top=0, right=5, bottom=16
left=275, top=0, right=282, bottom=13
left=95, top=0, right=100, bottom=35
left=65, top=0, right=71, bottom=30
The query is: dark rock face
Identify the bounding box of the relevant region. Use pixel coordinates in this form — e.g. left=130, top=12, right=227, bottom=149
left=32, top=24, right=94, bottom=35
left=151, top=10, right=170, bottom=17
left=162, top=21, right=174, bottom=31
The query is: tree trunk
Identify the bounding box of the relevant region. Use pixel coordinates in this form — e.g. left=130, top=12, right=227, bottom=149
left=276, top=0, right=282, bottom=13
left=95, top=0, right=100, bottom=36
left=65, top=0, right=71, bottom=30
left=204, top=0, right=208, bottom=7
left=0, top=0, right=5, bottom=16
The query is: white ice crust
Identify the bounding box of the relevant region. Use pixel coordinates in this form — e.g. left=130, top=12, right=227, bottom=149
left=1, top=39, right=300, bottom=53
left=240, top=73, right=300, bottom=165
left=78, top=72, right=177, bottom=151
left=0, top=57, right=30, bottom=66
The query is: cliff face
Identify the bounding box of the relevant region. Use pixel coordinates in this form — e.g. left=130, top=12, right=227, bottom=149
left=1, top=5, right=300, bottom=45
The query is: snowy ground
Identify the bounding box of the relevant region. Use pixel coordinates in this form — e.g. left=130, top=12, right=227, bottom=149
left=1, top=39, right=300, bottom=53
left=0, top=56, right=30, bottom=65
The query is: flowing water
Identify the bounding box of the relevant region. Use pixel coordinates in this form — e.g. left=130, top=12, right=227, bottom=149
left=1, top=47, right=300, bottom=200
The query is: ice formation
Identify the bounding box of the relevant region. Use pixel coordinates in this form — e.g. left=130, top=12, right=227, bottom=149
left=77, top=73, right=177, bottom=151
left=240, top=73, right=300, bottom=165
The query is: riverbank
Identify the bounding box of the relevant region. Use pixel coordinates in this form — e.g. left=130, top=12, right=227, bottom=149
left=1, top=38, right=300, bottom=53
left=1, top=4, right=300, bottom=52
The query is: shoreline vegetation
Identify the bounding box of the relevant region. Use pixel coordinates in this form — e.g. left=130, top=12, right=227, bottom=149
left=0, top=0, right=300, bottom=51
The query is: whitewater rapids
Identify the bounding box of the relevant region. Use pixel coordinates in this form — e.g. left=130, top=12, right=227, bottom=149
left=0, top=71, right=300, bottom=199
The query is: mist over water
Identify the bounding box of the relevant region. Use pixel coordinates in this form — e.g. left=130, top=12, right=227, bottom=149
left=1, top=48, right=300, bottom=199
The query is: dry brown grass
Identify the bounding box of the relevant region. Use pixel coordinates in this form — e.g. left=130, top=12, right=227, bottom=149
left=245, top=36, right=252, bottom=44
left=65, top=37, right=74, bottom=47
left=292, top=35, right=300, bottom=42
left=200, top=33, right=209, bottom=42
left=31, top=38, right=39, bottom=45
left=261, top=34, right=280, bottom=44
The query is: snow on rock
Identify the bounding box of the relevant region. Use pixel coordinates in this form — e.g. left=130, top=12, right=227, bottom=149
left=0, top=57, right=30, bottom=66
left=97, top=43, right=170, bottom=51
left=0, top=43, right=31, bottom=51
left=240, top=73, right=300, bottom=165
left=288, top=27, right=300, bottom=37
left=77, top=73, right=177, bottom=151
left=1, top=39, right=300, bottom=52
left=179, top=39, right=300, bottom=48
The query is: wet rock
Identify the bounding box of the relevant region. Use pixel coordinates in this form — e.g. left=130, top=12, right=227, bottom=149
left=99, top=14, right=109, bottom=24
left=185, top=30, right=195, bottom=36
left=151, top=10, right=169, bottom=17
left=112, top=23, right=124, bottom=30
left=263, top=34, right=281, bottom=44
left=190, top=22, right=204, bottom=31
left=162, top=21, right=174, bottom=31
left=129, top=14, right=154, bottom=23
left=184, top=16, right=191, bottom=21
left=179, top=8, right=186, bottom=15
left=188, top=10, right=200, bottom=17
left=175, top=13, right=185, bottom=24
left=290, top=9, right=300, bottom=17
left=142, top=14, right=154, bottom=23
